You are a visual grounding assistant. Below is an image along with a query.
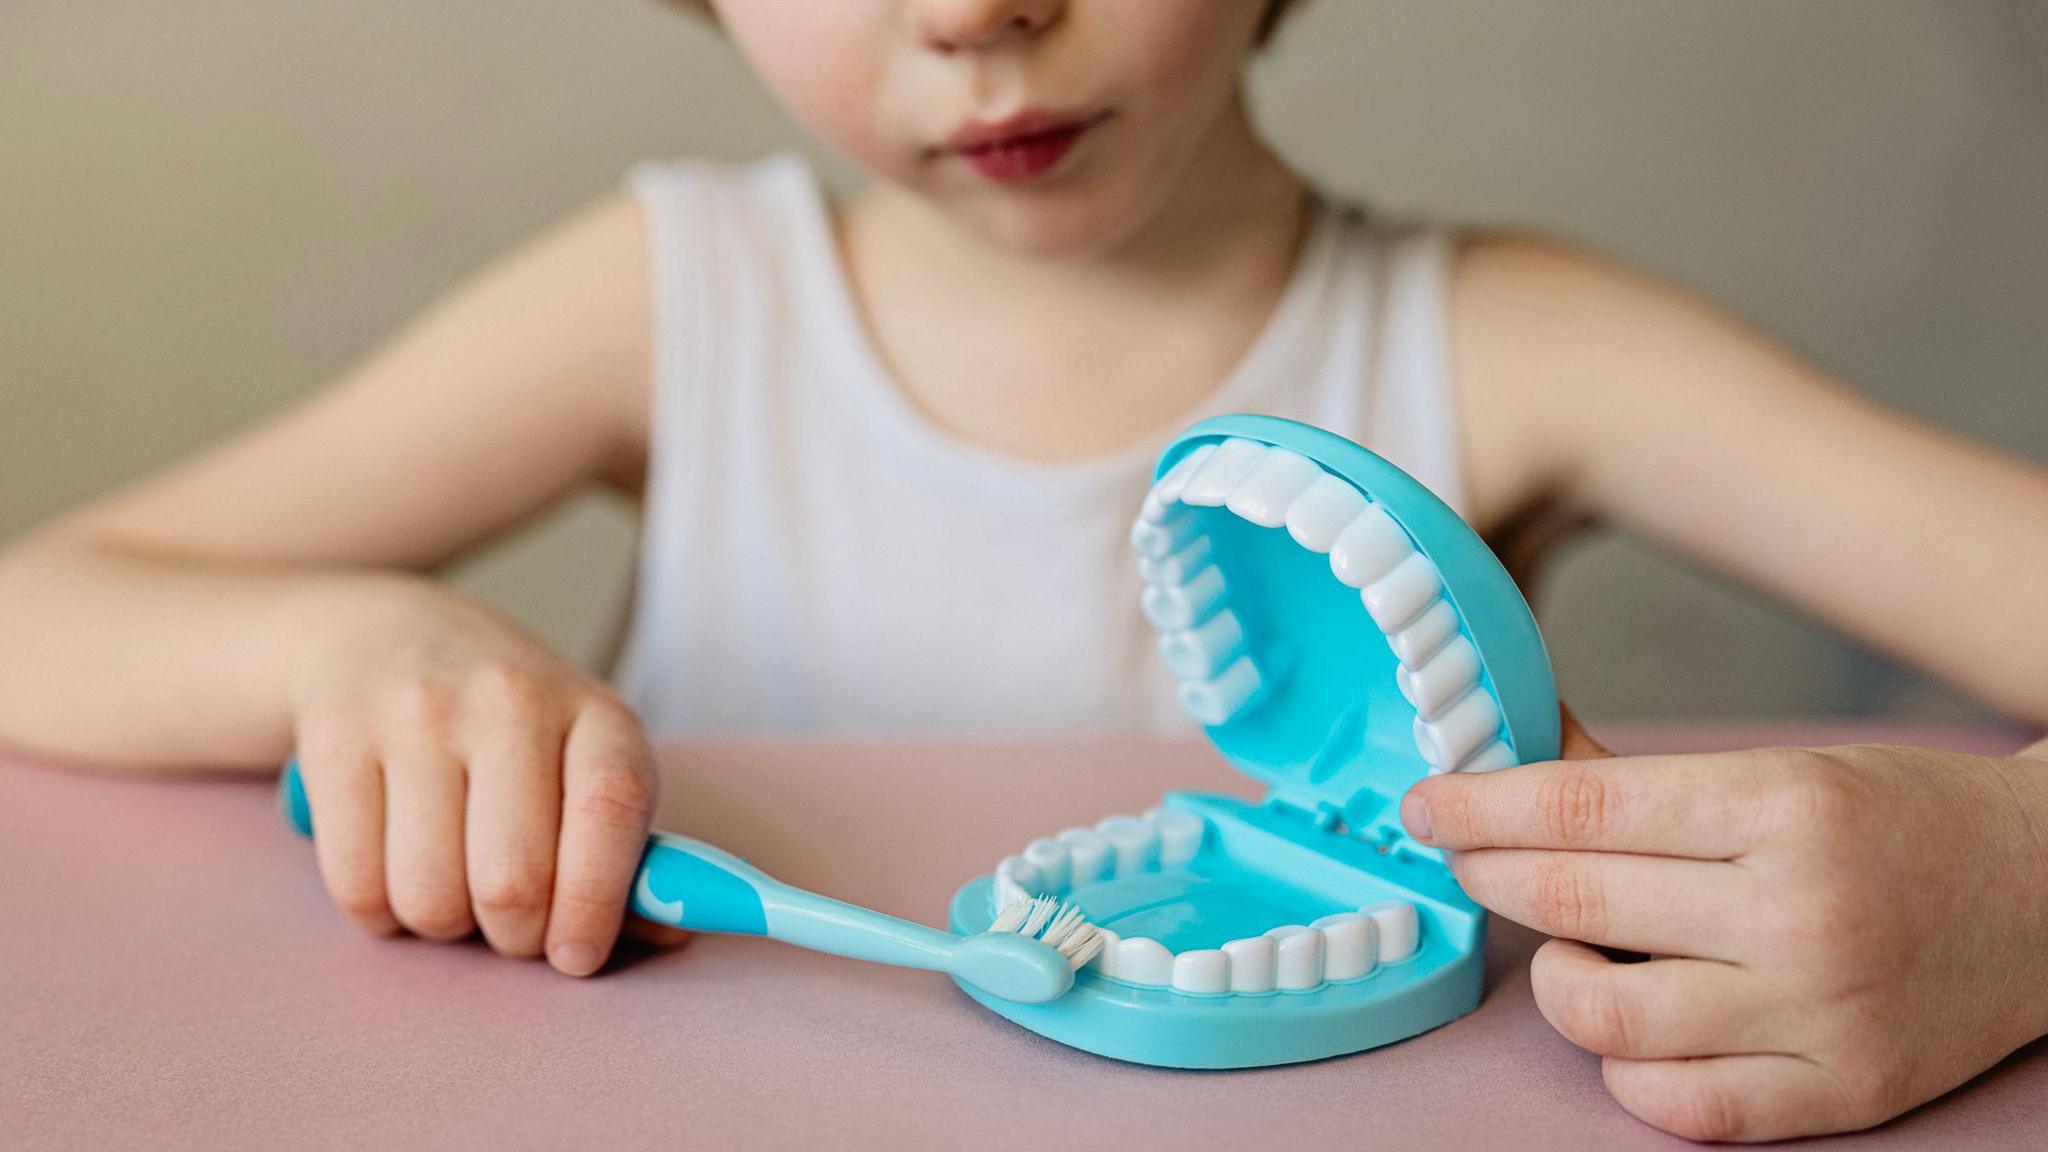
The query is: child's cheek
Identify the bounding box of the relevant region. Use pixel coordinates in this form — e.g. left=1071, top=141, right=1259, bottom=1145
left=1116, top=2, right=1261, bottom=125
left=716, top=7, right=894, bottom=172
left=784, top=56, right=883, bottom=156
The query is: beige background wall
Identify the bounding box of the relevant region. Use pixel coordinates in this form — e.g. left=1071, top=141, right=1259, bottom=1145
left=4, top=1, right=2045, bottom=723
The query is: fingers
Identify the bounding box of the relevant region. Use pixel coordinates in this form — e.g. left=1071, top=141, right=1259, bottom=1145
left=1602, top=1053, right=1878, bottom=1143
left=1531, top=939, right=1774, bottom=1060
left=1452, top=848, right=1749, bottom=958
left=1404, top=751, right=1768, bottom=858
left=544, top=700, right=659, bottom=977
left=300, top=670, right=658, bottom=976
left=297, top=722, right=399, bottom=935
left=462, top=706, right=565, bottom=959
left=381, top=722, right=475, bottom=942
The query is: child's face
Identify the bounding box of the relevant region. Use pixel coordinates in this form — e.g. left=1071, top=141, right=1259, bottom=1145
left=709, top=0, right=1272, bottom=257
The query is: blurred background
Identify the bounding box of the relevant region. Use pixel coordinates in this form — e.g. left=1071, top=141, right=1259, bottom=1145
left=3, top=1, right=2044, bottom=725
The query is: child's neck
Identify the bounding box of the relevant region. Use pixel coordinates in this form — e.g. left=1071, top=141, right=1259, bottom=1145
left=839, top=96, right=1312, bottom=463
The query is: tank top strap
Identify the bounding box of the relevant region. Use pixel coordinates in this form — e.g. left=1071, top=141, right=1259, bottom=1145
left=616, top=153, right=820, bottom=716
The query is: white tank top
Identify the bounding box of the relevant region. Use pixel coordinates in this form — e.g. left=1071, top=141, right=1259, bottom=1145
left=614, top=153, right=1464, bottom=736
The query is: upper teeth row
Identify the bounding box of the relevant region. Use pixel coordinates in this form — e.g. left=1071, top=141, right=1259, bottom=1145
left=1131, top=438, right=1517, bottom=775
left=993, top=808, right=1421, bottom=996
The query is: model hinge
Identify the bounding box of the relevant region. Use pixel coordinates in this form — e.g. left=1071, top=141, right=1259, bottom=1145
left=1261, top=792, right=1351, bottom=835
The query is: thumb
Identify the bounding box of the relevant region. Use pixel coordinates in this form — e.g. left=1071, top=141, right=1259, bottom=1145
left=1558, top=701, right=1613, bottom=760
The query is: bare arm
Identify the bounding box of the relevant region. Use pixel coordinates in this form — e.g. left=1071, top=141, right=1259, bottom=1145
left=1452, top=235, right=2048, bottom=726
left=0, top=192, right=679, bottom=975
left=0, top=193, right=652, bottom=770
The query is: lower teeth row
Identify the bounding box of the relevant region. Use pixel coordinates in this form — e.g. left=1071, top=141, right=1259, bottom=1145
left=993, top=809, right=1421, bottom=996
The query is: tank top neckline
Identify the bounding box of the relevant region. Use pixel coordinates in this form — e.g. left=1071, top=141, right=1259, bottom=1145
left=770, top=153, right=1347, bottom=498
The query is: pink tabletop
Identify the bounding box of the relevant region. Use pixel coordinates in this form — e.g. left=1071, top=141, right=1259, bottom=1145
left=2, top=724, right=2041, bottom=1150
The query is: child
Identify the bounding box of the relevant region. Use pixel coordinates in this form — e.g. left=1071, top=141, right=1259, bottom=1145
left=1, top=0, right=2044, bottom=1140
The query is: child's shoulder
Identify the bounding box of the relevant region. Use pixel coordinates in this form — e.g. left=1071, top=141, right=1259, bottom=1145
left=1443, top=223, right=1858, bottom=538
left=1447, top=227, right=1748, bottom=407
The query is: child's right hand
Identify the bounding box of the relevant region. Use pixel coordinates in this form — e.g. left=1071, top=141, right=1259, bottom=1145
left=287, top=577, right=664, bottom=976
left=1405, top=708, right=2048, bottom=1141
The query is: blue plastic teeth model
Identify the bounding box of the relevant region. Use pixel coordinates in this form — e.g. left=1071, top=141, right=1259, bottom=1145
left=948, top=413, right=1561, bottom=1068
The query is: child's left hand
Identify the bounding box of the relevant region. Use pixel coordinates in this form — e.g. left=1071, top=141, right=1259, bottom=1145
left=1401, top=713, right=2048, bottom=1143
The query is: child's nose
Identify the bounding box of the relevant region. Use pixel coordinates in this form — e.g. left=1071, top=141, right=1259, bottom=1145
left=910, top=0, right=1066, bottom=54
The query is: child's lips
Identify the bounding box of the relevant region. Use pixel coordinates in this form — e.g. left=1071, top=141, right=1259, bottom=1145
left=942, top=110, right=1112, bottom=184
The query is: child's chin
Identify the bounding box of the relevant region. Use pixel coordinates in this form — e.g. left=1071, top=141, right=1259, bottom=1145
left=954, top=193, right=1153, bottom=262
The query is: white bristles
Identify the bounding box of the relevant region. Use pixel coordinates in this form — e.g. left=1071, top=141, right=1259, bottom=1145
left=1021, top=896, right=1056, bottom=938
left=988, top=898, right=1031, bottom=935
left=987, top=895, right=1106, bottom=970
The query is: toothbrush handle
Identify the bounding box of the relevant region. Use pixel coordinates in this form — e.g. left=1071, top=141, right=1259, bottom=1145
left=627, top=831, right=776, bottom=936
left=631, top=838, right=962, bottom=968
left=280, top=756, right=314, bottom=836
left=277, top=759, right=775, bottom=937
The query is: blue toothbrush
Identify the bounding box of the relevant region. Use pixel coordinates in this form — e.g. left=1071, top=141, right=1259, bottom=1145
left=278, top=761, right=1100, bottom=1002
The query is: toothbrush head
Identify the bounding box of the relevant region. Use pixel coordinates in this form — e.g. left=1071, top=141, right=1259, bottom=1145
left=990, top=896, right=1106, bottom=969
left=953, top=897, right=1105, bottom=1004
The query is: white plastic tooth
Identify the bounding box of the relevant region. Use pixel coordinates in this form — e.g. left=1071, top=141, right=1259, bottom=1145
left=992, top=874, right=1024, bottom=911
left=1222, top=936, right=1278, bottom=994
left=997, top=855, right=1039, bottom=888
left=1157, top=609, right=1246, bottom=680
left=1171, top=949, right=1231, bottom=994
left=1139, top=444, right=1216, bottom=523
left=1088, top=928, right=1122, bottom=975
left=1313, top=912, right=1380, bottom=982
left=1363, top=901, right=1420, bottom=964
left=1328, top=503, right=1413, bottom=588
left=994, top=855, right=1037, bottom=909
left=1389, top=599, right=1461, bottom=671
left=1395, top=636, right=1483, bottom=720
left=1057, top=827, right=1112, bottom=885
left=1111, top=937, right=1175, bottom=986
left=1140, top=564, right=1226, bottom=631
left=1415, top=689, right=1504, bottom=773
left=1095, top=815, right=1158, bottom=878
left=1420, top=737, right=1452, bottom=775
left=1224, top=449, right=1325, bottom=528
left=991, top=882, right=1025, bottom=917
left=1138, top=535, right=1214, bottom=587
left=1284, top=475, right=1369, bottom=553
left=1362, top=555, right=1445, bottom=632
left=1021, top=837, right=1070, bottom=892
left=1267, top=925, right=1326, bottom=991
left=1177, top=654, right=1262, bottom=727
left=1146, top=807, right=1205, bottom=867
left=1129, top=510, right=1200, bottom=560
left=1178, top=438, right=1268, bottom=507
left=1457, top=739, right=1519, bottom=775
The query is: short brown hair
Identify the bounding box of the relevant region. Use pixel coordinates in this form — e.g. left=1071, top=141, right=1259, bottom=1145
left=1255, top=0, right=1301, bottom=45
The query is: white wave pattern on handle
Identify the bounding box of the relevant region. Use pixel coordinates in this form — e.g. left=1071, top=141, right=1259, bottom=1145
left=635, top=870, right=686, bottom=926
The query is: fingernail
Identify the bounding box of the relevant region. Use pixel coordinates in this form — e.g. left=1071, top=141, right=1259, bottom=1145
left=1401, top=792, right=1434, bottom=844
left=550, top=942, right=603, bottom=977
